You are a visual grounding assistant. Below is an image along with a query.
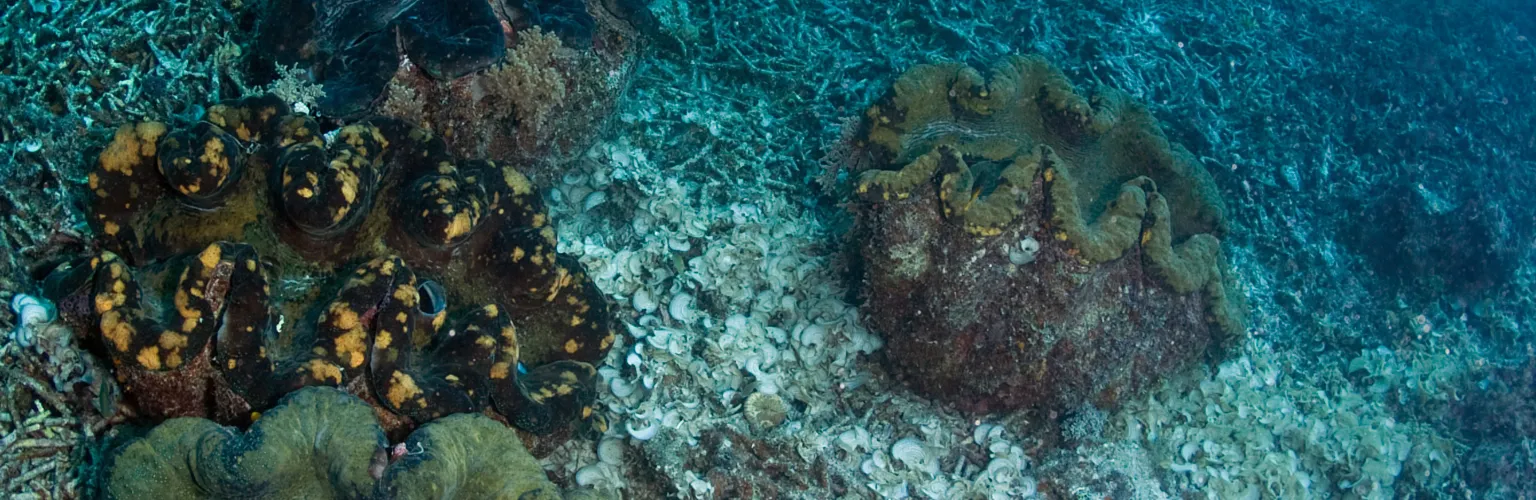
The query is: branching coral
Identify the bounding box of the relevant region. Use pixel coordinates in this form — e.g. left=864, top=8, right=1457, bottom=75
left=380, top=13, right=640, bottom=173
left=256, top=0, right=644, bottom=175
left=850, top=55, right=1244, bottom=413
left=483, top=27, right=571, bottom=142
left=43, top=94, right=616, bottom=438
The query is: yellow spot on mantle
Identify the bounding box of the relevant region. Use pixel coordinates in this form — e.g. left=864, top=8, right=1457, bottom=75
left=392, top=284, right=417, bottom=307
left=374, top=330, right=393, bottom=350
left=331, top=306, right=360, bottom=330
left=100, top=310, right=133, bottom=352
left=501, top=166, right=533, bottom=195
left=198, top=244, right=222, bottom=270
left=303, top=359, right=343, bottom=384
left=443, top=211, right=472, bottom=241
left=94, top=293, right=117, bottom=314
left=159, top=331, right=188, bottom=350
left=137, top=346, right=161, bottom=370
left=99, top=122, right=168, bottom=174
left=329, top=304, right=367, bottom=368
left=386, top=371, right=423, bottom=409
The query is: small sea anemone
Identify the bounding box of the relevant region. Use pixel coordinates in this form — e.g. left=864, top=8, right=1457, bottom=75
left=744, top=391, right=787, bottom=430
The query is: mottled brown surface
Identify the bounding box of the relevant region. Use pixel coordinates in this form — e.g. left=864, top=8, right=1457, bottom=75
left=857, top=170, right=1218, bottom=414
left=381, top=1, right=642, bottom=182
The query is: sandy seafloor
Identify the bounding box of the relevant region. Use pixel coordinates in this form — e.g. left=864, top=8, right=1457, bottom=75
left=3, top=0, right=1536, bottom=498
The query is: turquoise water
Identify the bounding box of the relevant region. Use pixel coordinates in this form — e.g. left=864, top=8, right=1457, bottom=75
left=0, top=0, right=1533, bottom=498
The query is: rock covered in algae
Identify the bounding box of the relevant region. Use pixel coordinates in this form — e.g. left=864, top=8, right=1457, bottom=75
left=108, top=387, right=605, bottom=500
left=849, top=55, right=1245, bottom=414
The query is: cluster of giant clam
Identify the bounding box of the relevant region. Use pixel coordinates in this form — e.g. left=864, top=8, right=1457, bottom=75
left=43, top=94, right=616, bottom=438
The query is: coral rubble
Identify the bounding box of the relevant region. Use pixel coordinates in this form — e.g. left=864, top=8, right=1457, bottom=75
left=1125, top=344, right=1456, bottom=497
left=850, top=55, right=1244, bottom=414
left=42, top=94, right=616, bottom=439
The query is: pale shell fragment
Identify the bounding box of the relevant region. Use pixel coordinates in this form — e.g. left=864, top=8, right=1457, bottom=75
left=973, top=422, right=1004, bottom=444
left=10, top=294, right=56, bottom=348
left=574, top=463, right=622, bottom=489
left=12, top=294, right=55, bottom=327
left=892, top=437, right=940, bottom=476
left=797, top=324, right=827, bottom=348
left=837, top=427, right=871, bottom=453
left=861, top=457, right=878, bottom=475
left=574, top=465, right=605, bottom=487
left=1009, top=236, right=1041, bottom=265
left=627, top=418, right=660, bottom=441
left=632, top=289, right=658, bottom=313
left=610, top=377, right=638, bottom=398
left=668, top=292, right=697, bottom=324
left=668, top=237, right=692, bottom=252
left=597, top=437, right=625, bottom=465
left=583, top=190, right=608, bottom=211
